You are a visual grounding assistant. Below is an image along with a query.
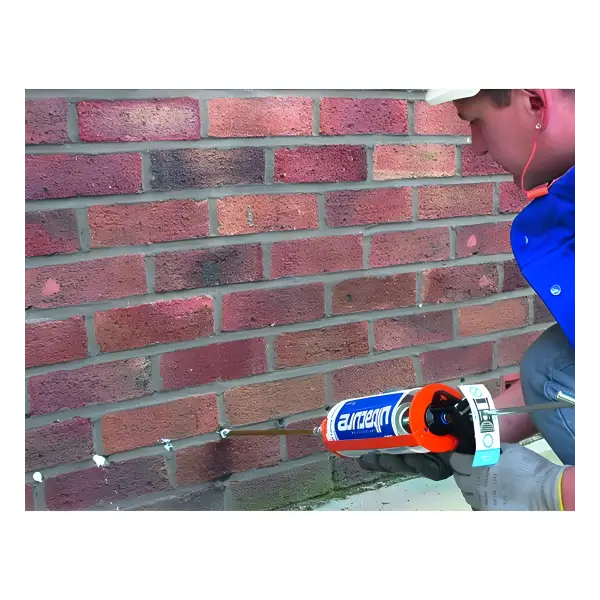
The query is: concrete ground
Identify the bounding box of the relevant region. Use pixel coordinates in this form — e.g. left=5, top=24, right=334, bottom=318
left=311, top=439, right=561, bottom=511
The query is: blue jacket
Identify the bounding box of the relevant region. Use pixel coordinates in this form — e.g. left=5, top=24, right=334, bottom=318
left=510, top=166, right=575, bottom=348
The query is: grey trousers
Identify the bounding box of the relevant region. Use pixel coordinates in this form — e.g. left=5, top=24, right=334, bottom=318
left=520, top=323, right=575, bottom=466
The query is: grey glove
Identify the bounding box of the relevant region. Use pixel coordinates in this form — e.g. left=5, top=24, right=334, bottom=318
left=450, top=443, right=567, bottom=510
left=358, top=451, right=453, bottom=481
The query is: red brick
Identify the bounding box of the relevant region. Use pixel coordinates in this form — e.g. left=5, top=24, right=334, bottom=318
left=534, top=296, right=554, bottom=323
left=374, top=311, right=454, bottom=351
left=26, top=153, right=142, bottom=200
left=374, top=144, right=455, bottom=180
left=332, top=357, right=416, bottom=401
left=500, top=182, right=529, bottom=214
left=276, top=323, right=369, bottom=369
left=461, top=146, right=508, bottom=175
left=176, top=437, right=280, bottom=485
left=26, top=255, right=146, bottom=309
left=26, top=317, right=87, bottom=368
left=26, top=418, right=93, bottom=471
left=77, top=98, right=200, bottom=142
left=456, top=221, right=512, bottom=257
left=418, top=183, right=494, bottom=220
left=326, top=188, right=412, bottom=227
left=26, top=99, right=69, bottom=145
left=26, top=485, right=34, bottom=511
left=414, top=101, right=470, bottom=135
left=274, top=145, right=367, bottom=183
left=370, top=228, right=449, bottom=267
left=217, top=193, right=318, bottom=235
left=225, top=375, right=326, bottom=425
left=320, top=98, right=408, bottom=135
left=503, top=260, right=529, bottom=291
left=228, top=460, right=333, bottom=510
left=285, top=417, right=326, bottom=459
left=28, top=358, right=152, bottom=415
left=88, top=200, right=209, bottom=248
left=102, top=394, right=218, bottom=454
left=332, top=273, right=416, bottom=315
left=160, top=338, right=267, bottom=390
left=208, top=97, right=312, bottom=137
left=498, top=331, right=543, bottom=367
left=123, top=487, right=224, bottom=511
left=45, top=457, right=170, bottom=510
left=26, top=209, right=79, bottom=257
left=154, top=244, right=262, bottom=292
left=95, top=296, right=213, bottom=352
left=421, top=342, right=494, bottom=383
left=458, top=297, right=530, bottom=337
left=150, top=147, right=264, bottom=191
left=222, top=284, right=324, bottom=331
left=422, top=264, right=499, bottom=304
left=271, top=235, right=362, bottom=278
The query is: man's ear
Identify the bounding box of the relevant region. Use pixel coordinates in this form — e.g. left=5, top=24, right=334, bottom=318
left=522, top=89, right=551, bottom=130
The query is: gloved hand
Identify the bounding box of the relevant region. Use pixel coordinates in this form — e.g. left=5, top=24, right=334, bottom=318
left=358, top=451, right=453, bottom=481
left=450, top=443, right=567, bottom=510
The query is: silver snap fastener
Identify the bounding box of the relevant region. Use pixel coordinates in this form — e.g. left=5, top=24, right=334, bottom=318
left=550, top=284, right=561, bottom=296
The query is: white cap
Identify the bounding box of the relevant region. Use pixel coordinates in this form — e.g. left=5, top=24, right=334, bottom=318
left=425, top=89, right=481, bottom=105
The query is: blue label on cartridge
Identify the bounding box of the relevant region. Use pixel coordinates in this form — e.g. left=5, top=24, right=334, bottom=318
left=329, top=391, right=411, bottom=441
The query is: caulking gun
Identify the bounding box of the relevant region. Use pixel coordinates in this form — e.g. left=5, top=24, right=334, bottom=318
left=219, top=382, right=574, bottom=467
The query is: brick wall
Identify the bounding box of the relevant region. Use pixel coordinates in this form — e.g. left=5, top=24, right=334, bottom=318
left=25, top=90, right=553, bottom=511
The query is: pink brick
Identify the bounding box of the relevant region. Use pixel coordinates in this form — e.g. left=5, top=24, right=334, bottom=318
left=326, top=188, right=412, bottom=227
left=154, top=244, right=263, bottom=292
left=274, top=146, right=367, bottom=183
left=421, top=342, right=494, bottom=383
left=332, top=273, right=416, bottom=315
left=160, top=338, right=267, bottom=390
left=456, top=221, right=512, bottom=257
left=77, top=98, right=201, bottom=142
left=26, top=418, right=93, bottom=471
left=26, top=209, right=79, bottom=257
left=498, top=331, right=543, bottom=367
left=26, top=485, right=34, bottom=511
left=222, top=284, right=324, bottom=331
left=320, top=98, right=408, bottom=135
left=374, top=145, right=455, bottom=180
left=285, top=417, right=326, bottom=459
left=28, top=358, right=152, bottom=415
left=271, top=235, right=363, bottom=278
left=414, top=101, right=470, bottom=135
left=26, top=255, right=147, bottom=309
left=374, top=311, right=454, bottom=351
left=422, top=264, right=499, bottom=304
left=95, top=297, right=214, bottom=352
left=26, top=99, right=69, bottom=145
left=370, top=228, right=449, bottom=267
left=458, top=297, right=530, bottom=337
left=26, top=153, right=142, bottom=200
left=88, top=200, right=209, bottom=247
left=26, top=317, right=88, bottom=368
left=461, top=146, right=508, bottom=175
left=208, top=97, right=312, bottom=137
left=45, top=457, right=170, bottom=510
left=418, top=184, right=494, bottom=220
left=217, top=193, right=318, bottom=235
left=500, top=182, right=530, bottom=214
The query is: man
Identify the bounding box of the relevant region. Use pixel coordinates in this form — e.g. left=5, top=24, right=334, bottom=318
left=360, top=89, right=575, bottom=511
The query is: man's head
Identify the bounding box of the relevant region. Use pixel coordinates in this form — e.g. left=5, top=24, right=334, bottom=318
left=427, top=89, right=575, bottom=191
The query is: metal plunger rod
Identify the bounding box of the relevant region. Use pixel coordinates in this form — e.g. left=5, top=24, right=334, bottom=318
left=219, top=428, right=316, bottom=438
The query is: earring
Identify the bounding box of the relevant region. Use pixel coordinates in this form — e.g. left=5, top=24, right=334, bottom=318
left=536, top=123, right=542, bottom=129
